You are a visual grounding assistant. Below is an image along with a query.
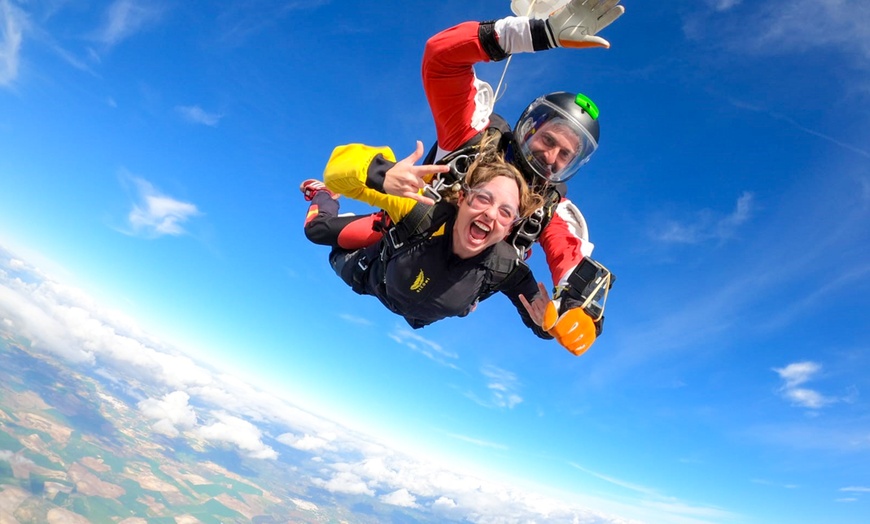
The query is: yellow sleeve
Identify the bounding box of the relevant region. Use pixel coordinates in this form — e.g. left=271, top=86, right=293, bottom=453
left=322, top=144, right=416, bottom=222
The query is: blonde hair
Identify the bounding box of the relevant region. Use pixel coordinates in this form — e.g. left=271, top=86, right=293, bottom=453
left=443, top=135, right=544, bottom=218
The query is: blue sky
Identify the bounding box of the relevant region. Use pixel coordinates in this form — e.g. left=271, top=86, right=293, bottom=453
left=1, top=0, right=869, bottom=522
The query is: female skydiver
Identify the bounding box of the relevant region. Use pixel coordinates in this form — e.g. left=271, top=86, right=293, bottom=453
left=301, top=138, right=558, bottom=340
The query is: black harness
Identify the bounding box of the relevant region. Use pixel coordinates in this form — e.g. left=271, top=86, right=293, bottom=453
left=352, top=200, right=530, bottom=302
left=421, top=120, right=564, bottom=259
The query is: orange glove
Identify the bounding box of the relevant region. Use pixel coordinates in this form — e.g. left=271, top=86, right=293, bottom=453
left=542, top=301, right=597, bottom=356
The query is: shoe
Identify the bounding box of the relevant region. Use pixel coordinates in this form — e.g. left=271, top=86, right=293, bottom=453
left=300, top=179, right=339, bottom=202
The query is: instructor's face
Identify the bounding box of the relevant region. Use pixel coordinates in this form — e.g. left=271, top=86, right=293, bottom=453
left=452, top=176, right=520, bottom=259
left=527, top=122, right=580, bottom=176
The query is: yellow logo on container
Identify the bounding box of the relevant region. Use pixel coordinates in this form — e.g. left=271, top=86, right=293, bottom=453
left=410, top=269, right=429, bottom=293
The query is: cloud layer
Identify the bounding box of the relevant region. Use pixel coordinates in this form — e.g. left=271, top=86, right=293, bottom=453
left=0, top=245, right=631, bottom=523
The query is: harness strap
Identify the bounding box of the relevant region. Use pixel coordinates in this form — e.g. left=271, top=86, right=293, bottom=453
left=477, top=243, right=532, bottom=301
left=508, top=184, right=562, bottom=257
left=380, top=202, right=454, bottom=263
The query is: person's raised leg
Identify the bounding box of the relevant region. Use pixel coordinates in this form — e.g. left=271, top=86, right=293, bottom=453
left=300, top=179, right=385, bottom=250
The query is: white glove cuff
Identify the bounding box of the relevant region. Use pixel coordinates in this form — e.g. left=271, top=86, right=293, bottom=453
left=494, top=16, right=536, bottom=55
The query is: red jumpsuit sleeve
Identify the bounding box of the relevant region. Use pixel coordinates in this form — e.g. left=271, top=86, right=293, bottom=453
left=421, top=21, right=491, bottom=151
left=538, top=199, right=587, bottom=287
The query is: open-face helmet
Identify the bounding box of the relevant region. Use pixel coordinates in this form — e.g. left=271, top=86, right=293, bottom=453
left=513, top=91, right=600, bottom=183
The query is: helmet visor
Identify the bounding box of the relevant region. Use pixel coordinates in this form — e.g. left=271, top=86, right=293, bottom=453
left=516, top=99, right=598, bottom=183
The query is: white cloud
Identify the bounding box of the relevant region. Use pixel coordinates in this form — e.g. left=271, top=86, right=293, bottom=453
left=290, top=498, right=318, bottom=511
left=138, top=390, right=197, bottom=437
left=841, top=486, right=870, bottom=493
left=744, top=422, right=870, bottom=453
left=175, top=105, right=223, bottom=127
left=0, top=244, right=677, bottom=524
left=388, top=325, right=459, bottom=367
left=123, top=175, right=201, bottom=238
left=313, top=470, right=375, bottom=496
left=197, top=411, right=278, bottom=460
left=338, top=313, right=372, bottom=326
left=751, top=479, right=799, bottom=489
left=0, top=450, right=34, bottom=466
left=691, top=0, right=870, bottom=63
left=727, top=99, right=870, bottom=159
left=0, top=0, right=25, bottom=87
left=94, top=0, right=162, bottom=48
left=653, top=192, right=754, bottom=244
left=775, top=361, right=820, bottom=389
left=751, top=0, right=870, bottom=60
left=0, top=253, right=216, bottom=387
left=380, top=488, right=419, bottom=508
left=277, top=431, right=336, bottom=452
left=0, top=266, right=97, bottom=363
left=481, top=365, right=523, bottom=409
left=302, top=448, right=646, bottom=523
left=570, top=463, right=737, bottom=522
left=705, top=0, right=742, bottom=10
left=446, top=433, right=508, bottom=451
left=773, top=361, right=837, bottom=409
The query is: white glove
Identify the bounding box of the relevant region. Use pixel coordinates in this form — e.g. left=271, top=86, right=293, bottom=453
left=546, top=0, right=626, bottom=49
left=511, top=0, right=571, bottom=19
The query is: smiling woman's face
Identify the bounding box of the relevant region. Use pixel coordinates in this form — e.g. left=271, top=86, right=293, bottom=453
left=451, top=176, right=520, bottom=259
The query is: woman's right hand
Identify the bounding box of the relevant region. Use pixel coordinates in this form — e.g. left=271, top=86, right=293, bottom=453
left=383, top=140, right=449, bottom=205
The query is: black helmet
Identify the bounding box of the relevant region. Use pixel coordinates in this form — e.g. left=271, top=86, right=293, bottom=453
left=513, top=91, right=600, bottom=183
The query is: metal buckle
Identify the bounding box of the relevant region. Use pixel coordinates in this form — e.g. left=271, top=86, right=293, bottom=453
left=423, top=183, right=443, bottom=203
left=386, top=227, right=404, bottom=250
left=446, top=154, right=473, bottom=179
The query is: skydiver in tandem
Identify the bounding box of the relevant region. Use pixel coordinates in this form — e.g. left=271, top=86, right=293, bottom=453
left=300, top=0, right=621, bottom=356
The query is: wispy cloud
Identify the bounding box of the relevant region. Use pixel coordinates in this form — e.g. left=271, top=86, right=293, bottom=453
left=728, top=99, right=870, bottom=159
left=388, top=325, right=459, bottom=368
left=0, top=0, right=25, bottom=87
left=841, top=486, right=870, bottom=493
left=652, top=192, right=754, bottom=244
left=338, top=313, right=372, bottom=326
left=570, top=462, right=662, bottom=498
left=460, top=365, right=524, bottom=410
left=481, top=365, right=523, bottom=409
left=175, top=105, right=223, bottom=127
left=773, top=361, right=837, bottom=409
left=751, top=478, right=799, bottom=489
left=215, top=1, right=331, bottom=46
left=705, top=0, right=743, bottom=11
left=445, top=432, right=509, bottom=451
left=121, top=174, right=201, bottom=238
left=93, top=0, right=163, bottom=49
left=693, top=0, right=870, bottom=63
left=744, top=422, right=870, bottom=453
left=569, top=462, right=737, bottom=522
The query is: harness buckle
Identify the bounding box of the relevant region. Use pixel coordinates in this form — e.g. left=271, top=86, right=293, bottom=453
left=386, top=227, right=404, bottom=250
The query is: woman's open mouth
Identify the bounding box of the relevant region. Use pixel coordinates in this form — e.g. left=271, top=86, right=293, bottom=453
left=469, top=220, right=491, bottom=242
